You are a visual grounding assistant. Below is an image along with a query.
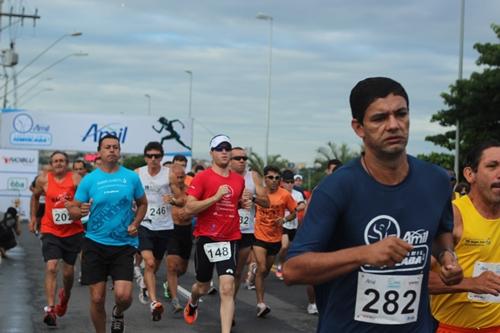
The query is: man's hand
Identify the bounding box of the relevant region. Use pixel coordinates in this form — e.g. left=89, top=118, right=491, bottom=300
left=467, top=271, right=500, bottom=296
left=28, top=218, right=37, bottom=233
left=163, top=194, right=174, bottom=204
left=362, top=236, right=413, bottom=267
left=80, top=199, right=93, bottom=217
left=128, top=224, right=139, bottom=236
left=439, top=251, right=463, bottom=285
left=214, top=185, right=231, bottom=201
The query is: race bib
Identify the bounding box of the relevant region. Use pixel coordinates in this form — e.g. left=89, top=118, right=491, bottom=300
left=354, top=272, right=422, bottom=325
left=146, top=204, right=169, bottom=221
left=52, top=208, right=73, bottom=225
left=203, top=241, right=231, bottom=263
left=468, top=261, right=500, bottom=303
left=239, top=209, right=251, bottom=229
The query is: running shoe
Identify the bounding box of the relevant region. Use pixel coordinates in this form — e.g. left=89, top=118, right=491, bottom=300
left=163, top=281, right=171, bottom=299
left=150, top=301, right=164, bottom=321
left=275, top=265, right=284, bottom=280
left=256, top=303, right=271, bottom=318
left=111, top=305, right=125, bottom=333
left=307, top=303, right=319, bottom=315
left=183, top=299, right=198, bottom=325
left=138, top=288, right=149, bottom=305
left=55, top=288, right=69, bottom=317
left=43, top=306, right=57, bottom=327
left=245, top=281, right=256, bottom=290
left=171, top=298, right=183, bottom=313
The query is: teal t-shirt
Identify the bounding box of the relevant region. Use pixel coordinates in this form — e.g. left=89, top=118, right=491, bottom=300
left=75, top=166, right=145, bottom=247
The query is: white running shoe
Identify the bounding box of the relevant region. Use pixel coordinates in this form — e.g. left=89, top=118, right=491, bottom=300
left=307, top=303, right=318, bottom=315
left=138, top=288, right=149, bottom=305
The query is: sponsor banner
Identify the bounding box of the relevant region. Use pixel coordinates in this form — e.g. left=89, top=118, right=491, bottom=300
left=0, top=149, right=39, bottom=173
left=0, top=109, right=193, bottom=155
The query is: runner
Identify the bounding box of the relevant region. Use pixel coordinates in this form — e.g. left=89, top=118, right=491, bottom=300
left=68, top=134, right=148, bottom=333
left=135, top=141, right=179, bottom=321
left=284, top=77, right=463, bottom=332
left=183, top=134, right=250, bottom=333
left=72, top=159, right=90, bottom=178
left=30, top=151, right=84, bottom=327
left=253, top=165, right=297, bottom=317
left=430, top=140, right=500, bottom=332
left=229, top=147, right=269, bottom=298
left=165, top=163, right=192, bottom=312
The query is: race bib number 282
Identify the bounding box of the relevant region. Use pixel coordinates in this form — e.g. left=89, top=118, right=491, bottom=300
left=354, top=272, right=422, bottom=325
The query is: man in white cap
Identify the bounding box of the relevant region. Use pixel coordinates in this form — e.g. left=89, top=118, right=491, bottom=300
left=183, top=134, right=251, bottom=333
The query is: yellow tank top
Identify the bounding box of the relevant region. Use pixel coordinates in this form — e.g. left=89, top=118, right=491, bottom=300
left=431, top=195, right=500, bottom=328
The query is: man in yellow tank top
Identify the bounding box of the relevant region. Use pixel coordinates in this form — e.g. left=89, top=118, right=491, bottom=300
left=430, top=140, right=500, bottom=332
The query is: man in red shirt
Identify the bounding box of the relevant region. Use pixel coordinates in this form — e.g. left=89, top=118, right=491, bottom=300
left=30, top=151, right=83, bottom=327
left=183, top=134, right=251, bottom=333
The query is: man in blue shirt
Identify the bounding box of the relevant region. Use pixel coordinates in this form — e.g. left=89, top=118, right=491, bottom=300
left=69, top=134, right=147, bottom=333
left=284, top=77, right=463, bottom=333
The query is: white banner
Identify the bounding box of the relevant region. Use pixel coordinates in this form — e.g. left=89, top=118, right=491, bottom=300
left=0, top=109, right=193, bottom=155
left=0, top=149, right=39, bottom=219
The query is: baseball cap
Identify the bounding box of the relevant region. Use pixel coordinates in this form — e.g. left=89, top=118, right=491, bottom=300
left=294, top=174, right=303, bottom=181
left=209, top=134, right=231, bottom=149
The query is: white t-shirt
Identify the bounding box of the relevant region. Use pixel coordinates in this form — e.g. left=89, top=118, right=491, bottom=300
left=283, top=189, right=305, bottom=230
left=239, top=170, right=256, bottom=234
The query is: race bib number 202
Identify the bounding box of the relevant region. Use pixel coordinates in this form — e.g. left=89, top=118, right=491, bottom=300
left=52, top=208, right=73, bottom=225
left=354, top=272, right=422, bottom=325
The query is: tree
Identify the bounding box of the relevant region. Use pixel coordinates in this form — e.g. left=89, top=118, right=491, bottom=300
left=314, top=141, right=360, bottom=170
left=122, top=155, right=145, bottom=170
left=248, top=152, right=291, bottom=176
left=426, top=24, right=500, bottom=167
left=416, top=152, right=454, bottom=170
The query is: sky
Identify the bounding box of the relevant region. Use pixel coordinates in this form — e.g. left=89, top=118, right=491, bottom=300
left=2, top=0, right=499, bottom=165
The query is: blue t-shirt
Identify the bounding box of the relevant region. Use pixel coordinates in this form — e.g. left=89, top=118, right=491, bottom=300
left=75, top=166, right=145, bottom=247
left=287, top=156, right=452, bottom=333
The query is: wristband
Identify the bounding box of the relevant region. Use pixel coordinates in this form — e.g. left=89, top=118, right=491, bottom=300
left=252, top=195, right=256, bottom=203
left=438, top=248, right=457, bottom=263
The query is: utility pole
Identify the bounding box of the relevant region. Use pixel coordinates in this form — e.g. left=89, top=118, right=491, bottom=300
left=0, top=1, right=40, bottom=108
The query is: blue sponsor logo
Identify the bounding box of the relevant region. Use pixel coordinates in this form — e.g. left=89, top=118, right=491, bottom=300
left=81, top=123, right=128, bottom=144
left=10, top=113, right=52, bottom=145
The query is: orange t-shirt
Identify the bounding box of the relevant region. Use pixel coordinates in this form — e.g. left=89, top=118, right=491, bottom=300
left=41, top=172, right=83, bottom=237
left=255, top=187, right=297, bottom=243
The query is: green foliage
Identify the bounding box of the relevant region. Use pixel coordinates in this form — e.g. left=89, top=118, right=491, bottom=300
left=122, top=155, right=146, bottom=170
left=416, top=152, right=454, bottom=170
left=248, top=153, right=290, bottom=176
left=426, top=23, right=500, bottom=166
left=314, top=141, right=360, bottom=170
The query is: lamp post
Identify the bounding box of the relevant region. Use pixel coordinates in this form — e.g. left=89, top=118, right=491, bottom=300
left=17, top=76, right=52, bottom=102
left=144, top=93, right=151, bottom=115
left=19, top=87, right=54, bottom=107
left=454, top=0, right=465, bottom=179
left=185, top=70, right=193, bottom=119
left=256, top=12, right=273, bottom=165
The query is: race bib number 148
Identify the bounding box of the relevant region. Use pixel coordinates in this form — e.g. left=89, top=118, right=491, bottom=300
left=354, top=272, right=422, bottom=325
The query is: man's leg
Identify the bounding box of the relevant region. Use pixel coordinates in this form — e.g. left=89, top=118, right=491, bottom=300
left=141, top=250, right=159, bottom=302
left=89, top=282, right=107, bottom=333
left=167, top=254, right=188, bottom=300
left=276, top=234, right=290, bottom=279
left=45, top=259, right=59, bottom=307
left=54, top=261, right=75, bottom=316
left=219, top=275, right=235, bottom=333
left=253, top=244, right=275, bottom=317
left=234, top=245, right=252, bottom=297
left=113, top=280, right=134, bottom=315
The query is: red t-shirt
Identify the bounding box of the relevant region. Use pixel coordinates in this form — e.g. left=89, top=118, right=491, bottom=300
left=187, top=168, right=244, bottom=241
left=41, top=172, right=83, bottom=237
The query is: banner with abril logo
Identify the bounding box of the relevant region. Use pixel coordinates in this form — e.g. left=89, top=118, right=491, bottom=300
left=0, top=109, right=193, bottom=156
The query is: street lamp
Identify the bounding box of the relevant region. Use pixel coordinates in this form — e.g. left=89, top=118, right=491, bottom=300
left=256, top=12, right=273, bottom=165
left=454, top=0, right=465, bottom=179
left=17, top=76, right=52, bottom=102
left=144, top=93, right=151, bottom=115
left=185, top=70, right=193, bottom=119
left=19, top=88, right=54, bottom=107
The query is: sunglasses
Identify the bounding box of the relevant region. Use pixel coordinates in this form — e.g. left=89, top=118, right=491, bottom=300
left=212, top=145, right=232, bottom=152
left=283, top=180, right=294, bottom=184
left=266, top=175, right=281, bottom=181
left=232, top=156, right=248, bottom=161
left=145, top=153, right=163, bottom=159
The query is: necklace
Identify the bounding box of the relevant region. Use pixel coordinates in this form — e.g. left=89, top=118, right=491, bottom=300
left=361, top=153, right=374, bottom=178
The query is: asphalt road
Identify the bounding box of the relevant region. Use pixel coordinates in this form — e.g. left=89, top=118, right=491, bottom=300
left=0, top=222, right=318, bottom=333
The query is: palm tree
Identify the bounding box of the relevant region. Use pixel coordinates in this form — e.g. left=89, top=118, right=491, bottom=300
left=248, top=152, right=290, bottom=176
left=314, top=141, right=360, bottom=170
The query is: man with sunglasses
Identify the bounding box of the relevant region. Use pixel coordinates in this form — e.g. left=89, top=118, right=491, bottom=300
left=229, top=147, right=269, bottom=299
left=135, top=141, right=183, bottom=321
left=183, top=134, right=250, bottom=333
left=253, top=166, right=297, bottom=317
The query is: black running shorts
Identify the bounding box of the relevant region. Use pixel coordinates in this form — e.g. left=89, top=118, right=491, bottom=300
left=138, top=226, right=171, bottom=260
left=238, top=233, right=255, bottom=249
left=194, top=236, right=239, bottom=283
left=283, top=228, right=297, bottom=242
left=41, top=232, right=83, bottom=265
left=167, top=224, right=193, bottom=260
left=80, top=237, right=136, bottom=285
left=253, top=238, right=281, bottom=256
